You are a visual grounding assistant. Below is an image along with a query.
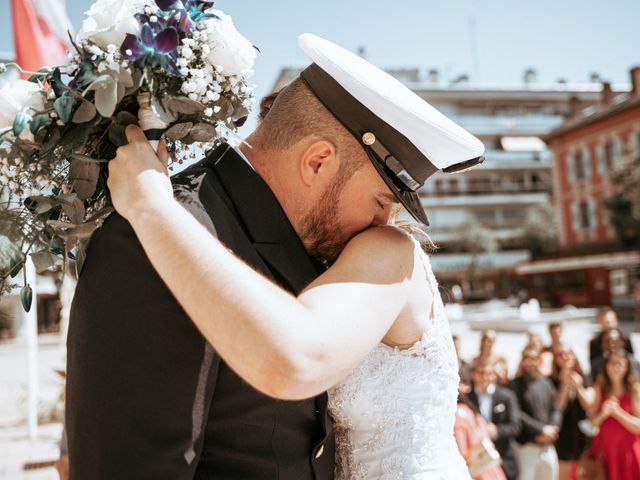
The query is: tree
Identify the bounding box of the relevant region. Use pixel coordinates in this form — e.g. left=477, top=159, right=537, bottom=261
left=453, top=216, right=498, bottom=293
left=522, top=202, right=559, bottom=256
left=605, top=155, right=640, bottom=248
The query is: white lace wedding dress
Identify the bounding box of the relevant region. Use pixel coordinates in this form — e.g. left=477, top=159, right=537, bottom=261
left=328, top=251, right=470, bottom=479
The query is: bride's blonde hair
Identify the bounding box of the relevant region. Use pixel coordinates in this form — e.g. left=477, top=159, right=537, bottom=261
left=388, top=205, right=437, bottom=253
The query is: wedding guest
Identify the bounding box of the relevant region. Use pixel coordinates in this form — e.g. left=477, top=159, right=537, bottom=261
left=591, top=328, right=640, bottom=382
left=453, top=334, right=472, bottom=381
left=468, top=359, right=521, bottom=480
left=475, top=329, right=510, bottom=385
left=455, top=375, right=507, bottom=480
left=550, top=346, right=593, bottom=480
left=590, top=350, right=640, bottom=480
left=544, top=323, right=564, bottom=354
left=589, top=307, right=633, bottom=371
left=509, top=346, right=562, bottom=480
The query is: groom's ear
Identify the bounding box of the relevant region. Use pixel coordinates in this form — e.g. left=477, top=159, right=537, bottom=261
left=299, top=139, right=338, bottom=188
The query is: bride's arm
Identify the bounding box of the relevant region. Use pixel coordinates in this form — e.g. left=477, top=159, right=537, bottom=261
left=107, top=127, right=418, bottom=400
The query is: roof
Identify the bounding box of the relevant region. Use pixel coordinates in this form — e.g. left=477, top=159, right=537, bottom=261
left=545, top=94, right=640, bottom=141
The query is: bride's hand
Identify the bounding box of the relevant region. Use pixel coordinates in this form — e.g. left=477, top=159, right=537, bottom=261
left=108, top=125, right=174, bottom=223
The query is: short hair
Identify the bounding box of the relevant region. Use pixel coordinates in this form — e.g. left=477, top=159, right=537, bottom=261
left=548, top=322, right=561, bottom=330
left=253, top=78, right=367, bottom=182
left=472, top=357, right=495, bottom=372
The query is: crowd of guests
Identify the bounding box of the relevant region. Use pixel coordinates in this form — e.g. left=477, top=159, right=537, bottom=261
left=453, top=307, right=640, bottom=480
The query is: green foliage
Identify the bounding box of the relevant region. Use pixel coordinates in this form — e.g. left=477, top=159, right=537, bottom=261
left=523, top=202, right=558, bottom=256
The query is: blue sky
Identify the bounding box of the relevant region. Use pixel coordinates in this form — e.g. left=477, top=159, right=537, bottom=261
left=1, top=0, right=639, bottom=132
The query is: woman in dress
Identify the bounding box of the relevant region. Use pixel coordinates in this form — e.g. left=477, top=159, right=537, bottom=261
left=590, top=349, right=640, bottom=480
left=550, top=346, right=593, bottom=479
left=454, top=373, right=506, bottom=480
left=106, top=121, right=472, bottom=478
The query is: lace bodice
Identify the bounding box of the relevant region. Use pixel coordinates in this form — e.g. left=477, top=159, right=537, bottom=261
left=328, top=250, right=470, bottom=479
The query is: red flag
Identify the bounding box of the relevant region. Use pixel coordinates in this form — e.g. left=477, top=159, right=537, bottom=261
left=10, top=0, right=70, bottom=74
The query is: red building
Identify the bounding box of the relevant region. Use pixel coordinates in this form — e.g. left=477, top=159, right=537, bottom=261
left=517, top=68, right=640, bottom=316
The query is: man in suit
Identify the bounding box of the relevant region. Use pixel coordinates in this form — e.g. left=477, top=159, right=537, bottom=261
left=66, top=34, right=485, bottom=480
left=469, top=358, right=522, bottom=480
left=509, top=346, right=562, bottom=480
left=589, top=307, right=634, bottom=372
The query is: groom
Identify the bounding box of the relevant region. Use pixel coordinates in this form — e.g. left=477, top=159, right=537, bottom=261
left=66, top=34, right=484, bottom=479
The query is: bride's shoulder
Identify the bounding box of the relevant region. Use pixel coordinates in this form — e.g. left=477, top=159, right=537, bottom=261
left=337, top=226, right=419, bottom=269
left=349, top=225, right=415, bottom=250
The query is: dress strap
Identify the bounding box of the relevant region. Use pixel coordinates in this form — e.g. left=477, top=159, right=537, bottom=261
left=413, top=240, right=440, bottom=322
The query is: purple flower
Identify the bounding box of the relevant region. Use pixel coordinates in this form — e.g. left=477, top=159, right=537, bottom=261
left=121, top=24, right=180, bottom=75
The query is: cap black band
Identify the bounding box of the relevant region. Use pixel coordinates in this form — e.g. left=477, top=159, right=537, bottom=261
left=300, top=63, right=439, bottom=188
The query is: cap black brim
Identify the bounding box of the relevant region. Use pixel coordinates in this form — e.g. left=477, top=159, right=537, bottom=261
left=365, top=147, right=430, bottom=226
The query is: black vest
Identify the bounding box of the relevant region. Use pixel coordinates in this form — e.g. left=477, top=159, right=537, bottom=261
left=66, top=145, right=335, bottom=479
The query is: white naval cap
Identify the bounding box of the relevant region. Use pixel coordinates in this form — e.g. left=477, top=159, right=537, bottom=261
left=297, top=33, right=485, bottom=225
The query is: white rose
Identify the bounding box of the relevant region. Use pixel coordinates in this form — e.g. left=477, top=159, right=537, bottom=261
left=77, top=0, right=143, bottom=50
left=204, top=10, right=256, bottom=77
left=0, top=79, right=46, bottom=132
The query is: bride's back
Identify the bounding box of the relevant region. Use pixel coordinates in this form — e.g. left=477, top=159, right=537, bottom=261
left=328, top=243, right=470, bottom=479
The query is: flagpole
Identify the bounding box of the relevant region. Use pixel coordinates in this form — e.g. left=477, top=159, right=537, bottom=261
left=24, top=258, right=39, bottom=440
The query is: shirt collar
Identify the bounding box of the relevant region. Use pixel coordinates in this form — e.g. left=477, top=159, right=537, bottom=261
left=475, top=383, right=496, bottom=396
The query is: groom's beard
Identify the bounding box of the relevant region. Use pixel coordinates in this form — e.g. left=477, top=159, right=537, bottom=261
left=300, top=180, right=350, bottom=266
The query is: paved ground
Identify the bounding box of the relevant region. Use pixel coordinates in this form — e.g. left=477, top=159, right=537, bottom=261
left=0, top=313, right=637, bottom=479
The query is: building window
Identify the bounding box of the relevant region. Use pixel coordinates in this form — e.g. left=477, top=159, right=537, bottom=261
left=604, top=140, right=616, bottom=170
left=579, top=202, right=590, bottom=229
left=573, top=152, right=587, bottom=180
left=449, top=178, right=459, bottom=194
left=434, top=179, right=444, bottom=194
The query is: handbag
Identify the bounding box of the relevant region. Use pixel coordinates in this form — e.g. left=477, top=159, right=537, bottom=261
left=466, top=437, right=502, bottom=478
left=577, top=446, right=606, bottom=480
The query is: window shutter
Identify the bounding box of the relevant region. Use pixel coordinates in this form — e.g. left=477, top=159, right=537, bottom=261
left=571, top=202, right=580, bottom=235
left=587, top=198, right=597, bottom=230
left=613, top=136, right=623, bottom=167
left=583, top=147, right=592, bottom=178
left=566, top=152, right=575, bottom=182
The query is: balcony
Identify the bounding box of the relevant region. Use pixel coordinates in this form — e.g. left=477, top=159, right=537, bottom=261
left=480, top=150, right=552, bottom=170
left=429, top=250, right=532, bottom=273
left=451, top=114, right=565, bottom=136
left=429, top=228, right=525, bottom=243
left=420, top=192, right=550, bottom=207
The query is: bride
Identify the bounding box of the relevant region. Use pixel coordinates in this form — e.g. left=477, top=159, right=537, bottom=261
left=107, top=124, right=471, bottom=479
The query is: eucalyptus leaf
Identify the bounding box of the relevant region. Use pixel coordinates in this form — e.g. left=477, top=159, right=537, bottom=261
left=20, top=284, right=33, bottom=312
left=166, top=96, right=206, bottom=115
left=0, top=236, right=23, bottom=278
left=94, top=82, right=118, bottom=118
left=115, top=111, right=138, bottom=126
left=12, top=111, right=30, bottom=136
left=72, top=100, right=97, bottom=123
left=82, top=74, right=115, bottom=96
left=30, top=114, right=52, bottom=134
left=151, top=95, right=178, bottom=123
left=166, top=122, right=193, bottom=141
left=31, top=251, right=60, bottom=274
left=47, top=220, right=100, bottom=240
left=35, top=201, right=54, bottom=214
left=190, top=123, right=216, bottom=142
left=69, top=160, right=100, bottom=200
left=62, top=196, right=86, bottom=224
left=9, top=257, right=23, bottom=278
left=108, top=123, right=127, bottom=146
left=54, top=95, right=77, bottom=124
left=216, top=97, right=235, bottom=119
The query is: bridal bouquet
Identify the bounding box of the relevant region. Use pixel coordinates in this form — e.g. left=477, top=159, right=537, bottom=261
left=0, top=0, right=256, bottom=309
